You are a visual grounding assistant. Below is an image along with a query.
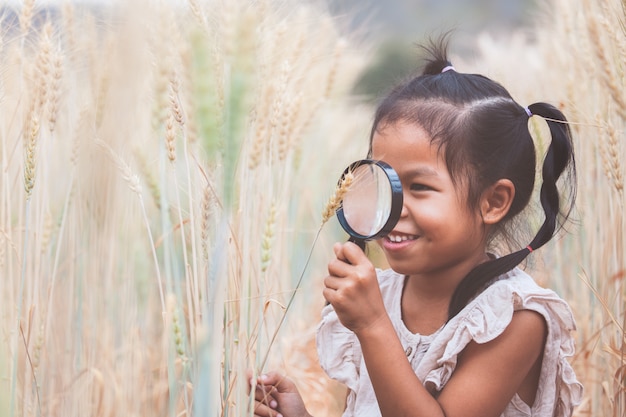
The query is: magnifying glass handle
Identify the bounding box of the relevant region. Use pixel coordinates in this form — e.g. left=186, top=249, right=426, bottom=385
left=348, top=236, right=367, bottom=252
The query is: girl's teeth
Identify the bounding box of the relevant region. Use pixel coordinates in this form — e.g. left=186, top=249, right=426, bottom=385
left=388, top=235, right=417, bottom=242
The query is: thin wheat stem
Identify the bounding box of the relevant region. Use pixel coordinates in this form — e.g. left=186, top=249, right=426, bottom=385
left=258, top=225, right=323, bottom=372
left=45, top=166, right=75, bottom=348
left=139, top=193, right=167, bottom=319
left=176, top=82, right=201, bottom=356
left=19, top=323, right=42, bottom=416
left=11, top=200, right=31, bottom=417
left=96, top=138, right=166, bottom=316
left=171, top=165, right=194, bottom=355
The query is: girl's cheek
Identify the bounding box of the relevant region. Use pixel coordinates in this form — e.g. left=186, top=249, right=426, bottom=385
left=412, top=204, right=444, bottom=223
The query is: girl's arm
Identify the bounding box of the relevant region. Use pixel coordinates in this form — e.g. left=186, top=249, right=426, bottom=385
left=324, top=242, right=547, bottom=417
left=357, top=308, right=546, bottom=417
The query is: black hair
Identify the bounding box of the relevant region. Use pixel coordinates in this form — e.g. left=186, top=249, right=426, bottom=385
left=367, top=34, right=577, bottom=320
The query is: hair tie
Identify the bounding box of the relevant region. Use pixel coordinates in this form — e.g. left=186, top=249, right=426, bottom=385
left=524, top=107, right=532, bottom=117
left=441, top=65, right=455, bottom=73
left=526, top=245, right=534, bottom=253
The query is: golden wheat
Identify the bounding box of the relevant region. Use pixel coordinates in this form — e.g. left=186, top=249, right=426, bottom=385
left=23, top=112, right=39, bottom=199
left=260, top=202, right=277, bottom=273
left=18, top=0, right=36, bottom=38
left=321, top=170, right=354, bottom=225
left=47, top=50, right=63, bottom=134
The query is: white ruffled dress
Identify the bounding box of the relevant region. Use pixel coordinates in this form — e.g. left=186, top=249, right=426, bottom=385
left=316, top=267, right=583, bottom=417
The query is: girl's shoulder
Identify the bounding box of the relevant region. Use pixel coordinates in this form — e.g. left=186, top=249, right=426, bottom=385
left=478, top=268, right=576, bottom=330
left=451, top=267, right=577, bottom=347
left=416, top=267, right=583, bottom=416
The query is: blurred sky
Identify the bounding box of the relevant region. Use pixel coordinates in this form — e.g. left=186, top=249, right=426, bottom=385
left=327, top=0, right=537, bottom=43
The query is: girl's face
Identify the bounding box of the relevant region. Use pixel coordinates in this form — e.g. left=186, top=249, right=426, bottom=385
left=371, top=120, right=489, bottom=279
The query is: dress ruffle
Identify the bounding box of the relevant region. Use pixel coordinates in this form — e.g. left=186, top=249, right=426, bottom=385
left=316, top=303, right=360, bottom=393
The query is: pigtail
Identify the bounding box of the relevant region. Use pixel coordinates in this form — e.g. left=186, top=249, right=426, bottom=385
left=447, top=102, right=577, bottom=320
left=526, top=102, right=577, bottom=250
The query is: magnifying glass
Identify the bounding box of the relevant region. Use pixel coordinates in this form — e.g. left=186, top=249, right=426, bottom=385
left=335, top=159, right=403, bottom=250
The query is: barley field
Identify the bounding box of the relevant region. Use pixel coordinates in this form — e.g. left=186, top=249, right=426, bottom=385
left=0, top=0, right=623, bottom=416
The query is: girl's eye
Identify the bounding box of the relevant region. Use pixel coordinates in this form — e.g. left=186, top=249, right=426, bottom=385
left=409, top=183, right=431, bottom=192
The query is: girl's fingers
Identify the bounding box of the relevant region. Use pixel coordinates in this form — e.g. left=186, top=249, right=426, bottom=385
left=333, top=242, right=347, bottom=261
left=253, top=401, right=280, bottom=417
left=251, top=388, right=277, bottom=417
left=327, top=257, right=360, bottom=282
left=258, top=371, right=298, bottom=393
left=248, top=372, right=296, bottom=417
left=254, top=383, right=277, bottom=404
left=335, top=241, right=366, bottom=263
left=333, top=241, right=360, bottom=263
left=323, top=274, right=338, bottom=290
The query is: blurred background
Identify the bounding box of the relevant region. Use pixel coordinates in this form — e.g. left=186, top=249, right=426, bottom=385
left=328, top=0, right=539, bottom=99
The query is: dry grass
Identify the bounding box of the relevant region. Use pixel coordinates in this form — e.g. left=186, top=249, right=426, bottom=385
left=0, top=0, right=367, bottom=415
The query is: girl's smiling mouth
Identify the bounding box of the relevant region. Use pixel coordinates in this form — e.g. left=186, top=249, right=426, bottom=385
left=384, top=232, right=420, bottom=248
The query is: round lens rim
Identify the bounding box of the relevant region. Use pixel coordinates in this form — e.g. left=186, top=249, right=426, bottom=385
left=335, top=159, right=403, bottom=241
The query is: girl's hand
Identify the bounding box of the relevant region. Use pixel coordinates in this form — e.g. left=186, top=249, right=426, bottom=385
left=323, top=241, right=387, bottom=334
left=250, top=371, right=311, bottom=417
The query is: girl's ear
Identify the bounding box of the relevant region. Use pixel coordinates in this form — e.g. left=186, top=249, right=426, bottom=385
left=480, top=179, right=515, bottom=225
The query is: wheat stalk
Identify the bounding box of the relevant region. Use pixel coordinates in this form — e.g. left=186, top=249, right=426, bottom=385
left=604, top=121, right=625, bottom=199
left=324, top=39, right=346, bottom=99
left=260, top=202, right=276, bottom=273
left=23, top=112, right=39, bottom=199
left=588, top=12, right=626, bottom=120
left=47, top=50, right=63, bottom=134
left=169, top=74, right=185, bottom=127
left=200, top=185, right=213, bottom=261
left=34, top=23, right=53, bottom=116
left=95, top=138, right=166, bottom=316
left=19, top=0, right=36, bottom=38
left=165, top=111, right=177, bottom=163
left=270, top=60, right=290, bottom=160
left=1, top=1, right=371, bottom=415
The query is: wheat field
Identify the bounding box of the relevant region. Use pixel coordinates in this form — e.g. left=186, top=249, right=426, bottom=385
left=0, top=0, right=624, bottom=416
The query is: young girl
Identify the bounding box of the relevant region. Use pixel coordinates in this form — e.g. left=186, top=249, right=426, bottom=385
left=251, top=36, right=583, bottom=417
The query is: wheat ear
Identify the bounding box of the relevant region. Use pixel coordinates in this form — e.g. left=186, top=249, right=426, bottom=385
left=260, top=203, right=277, bottom=272
left=23, top=113, right=39, bottom=199
left=321, top=170, right=353, bottom=225
left=19, top=0, right=36, bottom=37
left=47, top=50, right=63, bottom=134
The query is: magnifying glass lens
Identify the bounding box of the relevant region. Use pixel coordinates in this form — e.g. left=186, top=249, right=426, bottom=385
left=336, top=159, right=403, bottom=245
left=342, top=164, right=393, bottom=237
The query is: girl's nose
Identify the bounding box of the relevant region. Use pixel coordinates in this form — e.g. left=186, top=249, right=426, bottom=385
left=399, top=197, right=409, bottom=218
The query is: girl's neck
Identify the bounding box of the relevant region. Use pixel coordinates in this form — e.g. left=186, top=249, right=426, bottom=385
left=405, top=251, right=490, bottom=297
left=401, top=251, right=490, bottom=334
